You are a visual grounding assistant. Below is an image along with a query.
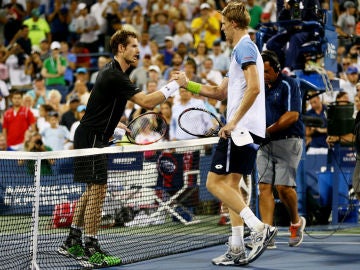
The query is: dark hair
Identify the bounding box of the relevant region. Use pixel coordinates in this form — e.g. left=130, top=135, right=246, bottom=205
left=109, top=30, right=138, bottom=55
left=261, top=50, right=281, bottom=73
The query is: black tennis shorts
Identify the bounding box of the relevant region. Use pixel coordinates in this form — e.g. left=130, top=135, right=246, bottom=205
left=73, top=125, right=108, bottom=185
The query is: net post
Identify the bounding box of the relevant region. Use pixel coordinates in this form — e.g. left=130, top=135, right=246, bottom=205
left=31, top=155, right=42, bottom=270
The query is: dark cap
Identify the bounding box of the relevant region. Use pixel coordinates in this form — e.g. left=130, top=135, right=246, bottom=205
left=213, top=40, right=221, bottom=46
left=48, top=110, right=59, bottom=117
left=34, top=74, right=44, bottom=81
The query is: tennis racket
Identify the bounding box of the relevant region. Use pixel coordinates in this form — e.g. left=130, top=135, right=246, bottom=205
left=110, top=112, right=168, bottom=145
left=178, top=107, right=224, bottom=137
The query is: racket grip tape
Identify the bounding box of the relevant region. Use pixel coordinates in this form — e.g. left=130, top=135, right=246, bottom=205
left=186, top=81, right=201, bottom=94
left=159, top=80, right=180, bottom=99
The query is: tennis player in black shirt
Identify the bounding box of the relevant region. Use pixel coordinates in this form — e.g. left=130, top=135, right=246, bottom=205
left=57, top=29, right=186, bottom=267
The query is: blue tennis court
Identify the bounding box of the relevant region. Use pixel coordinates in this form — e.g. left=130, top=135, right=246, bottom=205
left=106, top=227, right=360, bottom=270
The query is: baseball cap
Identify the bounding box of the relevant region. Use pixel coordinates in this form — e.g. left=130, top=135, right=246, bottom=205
left=48, top=111, right=59, bottom=117
left=50, top=41, right=61, bottom=50
left=165, top=36, right=174, bottom=42
left=346, top=66, right=358, bottom=74
left=213, top=40, right=221, bottom=46
left=69, top=95, right=80, bottom=103
left=78, top=3, right=87, bottom=10
left=149, top=65, right=161, bottom=74
left=77, top=105, right=86, bottom=112
left=200, top=3, right=211, bottom=10
left=76, top=67, right=87, bottom=74
left=31, top=8, right=40, bottom=17
left=344, top=1, right=355, bottom=9
left=34, top=74, right=44, bottom=81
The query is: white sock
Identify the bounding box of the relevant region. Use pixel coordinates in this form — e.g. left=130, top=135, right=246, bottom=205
left=239, top=207, right=264, bottom=232
left=231, top=226, right=244, bottom=247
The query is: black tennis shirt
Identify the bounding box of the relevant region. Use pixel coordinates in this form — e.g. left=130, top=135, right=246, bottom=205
left=79, top=59, right=141, bottom=141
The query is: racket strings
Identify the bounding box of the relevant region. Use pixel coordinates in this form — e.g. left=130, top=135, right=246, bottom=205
left=179, top=111, right=220, bottom=137
left=127, top=114, right=168, bottom=144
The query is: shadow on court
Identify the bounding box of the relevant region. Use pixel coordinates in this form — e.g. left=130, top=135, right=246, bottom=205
left=106, top=232, right=360, bottom=270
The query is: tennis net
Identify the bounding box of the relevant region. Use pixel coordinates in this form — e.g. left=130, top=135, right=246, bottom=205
left=0, top=137, right=256, bottom=269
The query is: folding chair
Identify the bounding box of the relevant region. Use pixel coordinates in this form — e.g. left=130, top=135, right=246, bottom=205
left=150, top=151, right=201, bottom=225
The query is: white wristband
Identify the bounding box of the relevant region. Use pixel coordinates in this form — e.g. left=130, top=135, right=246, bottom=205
left=113, top=127, right=126, bottom=140
left=159, top=80, right=180, bottom=99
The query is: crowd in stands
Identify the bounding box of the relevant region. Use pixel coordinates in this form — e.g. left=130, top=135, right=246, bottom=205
left=0, top=0, right=360, bottom=153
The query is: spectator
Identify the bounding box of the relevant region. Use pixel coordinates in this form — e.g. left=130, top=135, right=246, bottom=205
left=38, top=39, right=51, bottom=62
left=262, top=0, right=277, bottom=23
left=41, top=110, right=70, bottom=150
left=173, top=20, right=194, bottom=49
left=176, top=42, right=190, bottom=61
left=90, top=55, right=111, bottom=84
left=337, top=1, right=356, bottom=48
left=102, top=0, right=122, bottom=51
left=72, top=41, right=91, bottom=69
left=46, top=89, right=65, bottom=115
left=36, top=103, right=53, bottom=134
left=340, top=65, right=359, bottom=102
left=246, top=0, right=262, bottom=30
left=20, top=131, right=54, bottom=175
left=163, top=36, right=175, bottom=66
left=335, top=91, right=350, bottom=105
left=159, top=100, right=172, bottom=141
left=200, top=57, right=223, bottom=86
left=23, top=8, right=51, bottom=47
left=68, top=104, right=86, bottom=149
left=67, top=0, right=81, bottom=46
left=191, top=3, right=220, bottom=50
left=69, top=67, right=93, bottom=93
left=41, top=41, right=68, bottom=103
left=192, top=40, right=209, bottom=75
left=2, top=0, right=26, bottom=45
left=22, top=93, right=38, bottom=116
left=60, top=95, right=80, bottom=131
left=144, top=65, right=166, bottom=92
left=0, top=132, right=11, bottom=150
left=60, top=41, right=77, bottom=86
left=9, top=24, right=31, bottom=65
left=67, top=80, right=90, bottom=105
left=75, top=2, right=100, bottom=53
left=354, top=91, right=360, bottom=118
left=129, top=53, right=152, bottom=90
left=163, top=52, right=184, bottom=80
left=90, top=0, right=109, bottom=50
left=46, top=0, right=70, bottom=42
left=0, top=78, right=10, bottom=126
left=26, top=74, right=50, bottom=109
left=305, top=92, right=328, bottom=153
left=209, top=39, right=230, bottom=77
left=24, top=49, right=43, bottom=80
left=148, top=11, right=171, bottom=49
left=2, top=90, right=36, bottom=150
left=183, top=58, right=202, bottom=84
left=5, top=43, right=32, bottom=91
left=123, top=4, right=144, bottom=34
left=137, top=31, right=152, bottom=64
left=153, top=54, right=171, bottom=79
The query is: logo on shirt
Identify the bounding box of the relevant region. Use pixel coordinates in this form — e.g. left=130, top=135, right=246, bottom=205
left=215, top=164, right=223, bottom=169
